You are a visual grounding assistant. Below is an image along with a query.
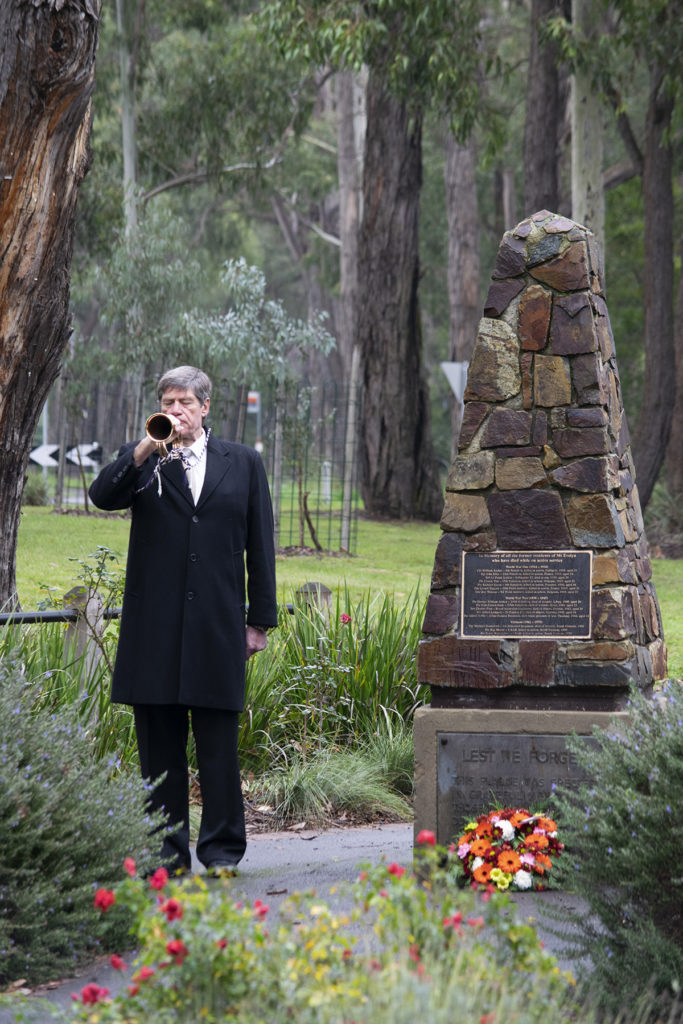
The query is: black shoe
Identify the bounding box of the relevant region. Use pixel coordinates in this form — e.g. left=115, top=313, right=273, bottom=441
left=205, top=861, right=239, bottom=878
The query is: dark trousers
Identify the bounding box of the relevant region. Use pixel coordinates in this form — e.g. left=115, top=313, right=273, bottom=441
left=133, top=704, right=246, bottom=869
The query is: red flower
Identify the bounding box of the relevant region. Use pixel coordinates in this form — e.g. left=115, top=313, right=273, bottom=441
left=123, top=857, right=136, bottom=877
left=166, top=938, right=189, bottom=964
left=253, top=899, right=270, bottom=919
left=110, top=954, right=127, bottom=970
left=340, top=613, right=352, bottom=624
left=93, top=888, right=116, bottom=912
left=467, top=916, right=485, bottom=929
left=149, top=867, right=169, bottom=890
left=387, top=862, right=406, bottom=877
left=134, top=965, right=155, bottom=982
left=216, top=938, right=228, bottom=949
left=160, top=897, right=184, bottom=921
left=416, top=829, right=436, bottom=846
left=72, top=983, right=110, bottom=1005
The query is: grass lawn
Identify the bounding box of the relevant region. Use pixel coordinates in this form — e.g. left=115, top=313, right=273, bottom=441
left=15, top=505, right=682, bottom=678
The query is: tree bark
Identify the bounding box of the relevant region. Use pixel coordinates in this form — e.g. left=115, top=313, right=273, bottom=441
left=665, top=202, right=683, bottom=503
left=631, top=66, right=675, bottom=508
left=357, top=73, right=442, bottom=520
left=444, top=132, right=480, bottom=458
left=0, top=0, right=101, bottom=606
left=523, top=0, right=564, bottom=216
left=571, top=0, right=605, bottom=255
left=336, top=68, right=366, bottom=377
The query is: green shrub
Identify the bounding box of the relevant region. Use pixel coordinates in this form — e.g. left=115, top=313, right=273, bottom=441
left=0, top=653, right=166, bottom=987
left=551, top=681, right=683, bottom=1014
left=22, top=470, right=50, bottom=507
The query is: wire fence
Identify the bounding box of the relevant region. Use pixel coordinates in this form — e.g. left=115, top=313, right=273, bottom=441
left=27, top=377, right=362, bottom=554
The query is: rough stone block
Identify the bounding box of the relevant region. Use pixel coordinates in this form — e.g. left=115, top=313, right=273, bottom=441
left=417, top=636, right=513, bottom=688
left=566, top=640, right=634, bottom=661
left=518, top=640, right=556, bottom=685
left=648, top=638, right=668, bottom=680
left=567, top=407, right=608, bottom=427
left=431, top=533, right=467, bottom=588
left=422, top=594, right=460, bottom=635
left=591, top=587, right=636, bottom=640
left=464, top=319, right=521, bottom=401
left=458, top=402, right=489, bottom=448
left=481, top=408, right=532, bottom=447
left=446, top=451, right=495, bottom=491
left=491, top=234, right=527, bottom=279
left=534, top=354, right=572, bottom=406
left=532, top=410, right=548, bottom=445
left=440, top=492, right=490, bottom=533
left=554, top=660, right=642, bottom=687
left=518, top=284, right=552, bottom=351
left=549, top=292, right=598, bottom=355
left=495, top=457, right=547, bottom=491
left=566, top=493, right=626, bottom=548
left=483, top=278, right=525, bottom=317
left=527, top=232, right=565, bottom=266
left=592, top=549, right=637, bottom=585
left=549, top=456, right=619, bottom=493
left=529, top=240, right=590, bottom=291
left=488, top=489, right=571, bottom=548
left=554, top=427, right=609, bottom=457
left=572, top=352, right=605, bottom=405
left=521, top=352, right=533, bottom=409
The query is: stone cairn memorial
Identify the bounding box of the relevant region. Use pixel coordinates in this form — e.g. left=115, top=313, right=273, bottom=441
left=413, top=210, right=668, bottom=846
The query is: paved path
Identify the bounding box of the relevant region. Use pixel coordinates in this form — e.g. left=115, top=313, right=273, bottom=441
left=0, top=823, right=584, bottom=1022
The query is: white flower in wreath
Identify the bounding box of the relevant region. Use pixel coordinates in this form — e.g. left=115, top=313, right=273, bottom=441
left=514, top=869, right=533, bottom=890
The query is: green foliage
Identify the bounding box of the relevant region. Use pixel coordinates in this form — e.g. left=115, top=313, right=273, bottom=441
left=252, top=741, right=412, bottom=827
left=61, top=841, right=574, bottom=1023
left=181, top=257, right=335, bottom=389
left=240, top=588, right=428, bottom=774
left=0, top=654, right=165, bottom=987
left=21, top=471, right=50, bottom=508
left=550, top=682, right=683, bottom=1014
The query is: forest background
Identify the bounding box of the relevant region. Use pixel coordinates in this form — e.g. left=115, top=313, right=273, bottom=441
left=1, top=0, right=682, bottom=606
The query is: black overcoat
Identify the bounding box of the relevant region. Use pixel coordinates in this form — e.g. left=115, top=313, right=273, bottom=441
left=88, top=434, right=277, bottom=711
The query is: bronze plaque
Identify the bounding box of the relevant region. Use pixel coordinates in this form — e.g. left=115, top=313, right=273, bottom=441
left=461, top=550, right=592, bottom=638
left=437, top=731, right=595, bottom=841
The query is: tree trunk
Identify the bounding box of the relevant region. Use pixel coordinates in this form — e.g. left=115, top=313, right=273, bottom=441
left=357, top=74, right=442, bottom=520
left=523, top=0, right=564, bottom=216
left=0, top=0, right=100, bottom=606
left=444, top=132, right=480, bottom=458
left=665, top=203, right=683, bottom=504
left=631, top=66, right=675, bottom=509
left=571, top=0, right=605, bottom=255
left=336, top=68, right=366, bottom=377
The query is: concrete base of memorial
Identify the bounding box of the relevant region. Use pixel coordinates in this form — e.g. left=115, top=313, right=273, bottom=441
left=413, top=705, right=629, bottom=847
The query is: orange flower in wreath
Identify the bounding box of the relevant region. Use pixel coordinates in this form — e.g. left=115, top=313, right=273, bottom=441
left=475, top=820, right=494, bottom=837
left=473, top=863, right=493, bottom=884
left=535, top=853, right=553, bottom=871
left=496, top=850, right=522, bottom=873
left=523, top=832, right=549, bottom=852
left=509, top=810, right=530, bottom=828
left=536, top=817, right=557, bottom=832
left=469, top=838, right=492, bottom=857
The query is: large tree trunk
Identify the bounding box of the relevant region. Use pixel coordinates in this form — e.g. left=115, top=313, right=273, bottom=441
left=523, top=0, right=565, bottom=215
left=665, top=205, right=683, bottom=504
left=336, top=68, right=366, bottom=377
left=0, top=0, right=100, bottom=606
left=571, top=0, right=605, bottom=255
left=444, top=132, right=480, bottom=459
left=357, top=74, right=442, bottom=520
left=631, top=66, right=675, bottom=508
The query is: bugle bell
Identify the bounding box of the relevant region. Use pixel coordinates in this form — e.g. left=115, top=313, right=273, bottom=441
left=145, top=412, right=178, bottom=448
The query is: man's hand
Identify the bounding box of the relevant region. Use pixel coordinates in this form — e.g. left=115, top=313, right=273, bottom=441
left=245, top=625, right=268, bottom=659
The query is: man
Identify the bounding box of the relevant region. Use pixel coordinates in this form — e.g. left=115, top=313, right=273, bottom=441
left=89, top=365, right=277, bottom=874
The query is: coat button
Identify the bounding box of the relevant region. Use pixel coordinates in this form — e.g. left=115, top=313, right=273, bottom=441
left=192, top=514, right=199, bottom=523
left=187, top=592, right=195, bottom=601
left=190, top=553, right=198, bottom=562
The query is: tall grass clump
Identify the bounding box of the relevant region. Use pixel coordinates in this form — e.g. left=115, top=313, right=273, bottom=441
left=0, top=651, right=166, bottom=987
left=551, top=681, right=683, bottom=1016
left=240, top=587, right=427, bottom=774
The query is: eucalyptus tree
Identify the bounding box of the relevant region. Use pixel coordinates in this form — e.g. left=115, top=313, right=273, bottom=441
left=0, top=0, right=101, bottom=606
left=260, top=0, right=494, bottom=520
left=546, top=0, right=683, bottom=507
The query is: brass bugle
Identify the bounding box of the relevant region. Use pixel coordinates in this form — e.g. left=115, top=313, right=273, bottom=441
left=145, top=412, right=178, bottom=445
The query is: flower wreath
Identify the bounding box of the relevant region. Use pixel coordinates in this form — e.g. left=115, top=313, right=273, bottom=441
left=456, top=808, right=563, bottom=891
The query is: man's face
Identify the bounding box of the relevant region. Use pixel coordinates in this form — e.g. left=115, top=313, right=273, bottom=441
left=160, top=387, right=210, bottom=444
